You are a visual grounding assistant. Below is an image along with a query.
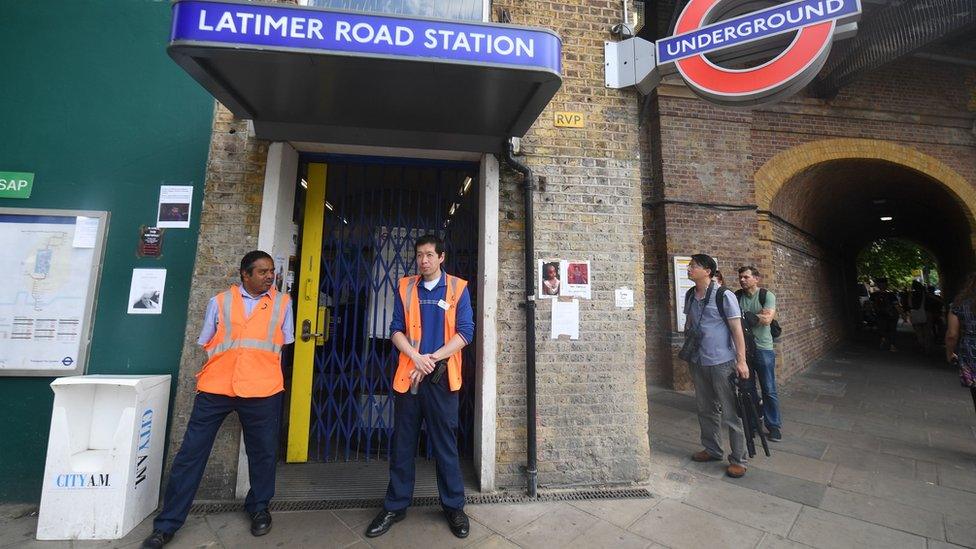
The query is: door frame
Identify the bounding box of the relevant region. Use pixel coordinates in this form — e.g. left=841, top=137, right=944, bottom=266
left=236, top=142, right=499, bottom=495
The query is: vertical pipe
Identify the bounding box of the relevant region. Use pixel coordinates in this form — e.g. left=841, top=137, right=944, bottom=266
left=504, top=139, right=538, bottom=497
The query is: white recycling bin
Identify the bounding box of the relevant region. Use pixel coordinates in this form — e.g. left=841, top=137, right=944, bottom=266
left=36, top=375, right=171, bottom=540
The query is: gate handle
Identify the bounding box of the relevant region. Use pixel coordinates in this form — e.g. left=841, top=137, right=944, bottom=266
left=301, top=319, right=324, bottom=342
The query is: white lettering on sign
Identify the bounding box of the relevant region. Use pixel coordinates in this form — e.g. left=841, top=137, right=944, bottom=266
left=0, top=179, right=29, bottom=191
left=194, top=9, right=536, bottom=59
left=422, top=29, right=534, bottom=57
left=663, top=0, right=846, bottom=59
left=198, top=9, right=325, bottom=40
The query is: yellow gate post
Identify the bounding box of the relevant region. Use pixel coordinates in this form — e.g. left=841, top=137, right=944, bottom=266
left=286, top=163, right=326, bottom=462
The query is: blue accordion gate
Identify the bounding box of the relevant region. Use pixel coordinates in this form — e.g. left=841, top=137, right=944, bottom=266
left=294, top=157, right=480, bottom=464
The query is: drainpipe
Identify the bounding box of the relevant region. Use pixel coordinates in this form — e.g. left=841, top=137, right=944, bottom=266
left=504, top=138, right=538, bottom=498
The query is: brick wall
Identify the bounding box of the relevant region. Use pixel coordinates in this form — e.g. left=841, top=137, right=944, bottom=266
left=168, top=105, right=271, bottom=498
left=649, top=58, right=976, bottom=389
left=490, top=0, right=651, bottom=488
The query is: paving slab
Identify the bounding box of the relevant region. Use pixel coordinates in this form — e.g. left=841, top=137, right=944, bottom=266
left=830, top=466, right=976, bottom=520
left=722, top=467, right=827, bottom=507
left=464, top=502, right=553, bottom=536
left=801, top=425, right=883, bottom=452
left=750, top=449, right=837, bottom=484
left=788, top=507, right=926, bottom=549
left=786, top=409, right=854, bottom=431
left=568, top=497, right=660, bottom=529
left=945, top=514, right=976, bottom=549
left=682, top=477, right=802, bottom=537
left=627, top=499, right=763, bottom=549
left=217, top=510, right=361, bottom=548
left=822, top=443, right=917, bottom=479
left=564, top=519, right=652, bottom=549
left=470, top=534, right=521, bottom=549
left=939, top=464, right=976, bottom=494
left=761, top=434, right=828, bottom=460
left=818, top=487, right=945, bottom=539
left=508, top=503, right=599, bottom=548
left=756, top=533, right=814, bottom=549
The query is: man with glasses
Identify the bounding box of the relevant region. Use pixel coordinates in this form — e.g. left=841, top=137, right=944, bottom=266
left=683, top=254, right=751, bottom=478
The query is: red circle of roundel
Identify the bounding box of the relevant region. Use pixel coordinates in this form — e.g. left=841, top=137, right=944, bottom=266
left=675, top=0, right=835, bottom=97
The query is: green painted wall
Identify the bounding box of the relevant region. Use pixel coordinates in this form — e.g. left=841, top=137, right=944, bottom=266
left=0, top=1, right=214, bottom=501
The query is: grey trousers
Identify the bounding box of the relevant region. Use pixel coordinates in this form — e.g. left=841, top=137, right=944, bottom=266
left=690, top=360, right=747, bottom=465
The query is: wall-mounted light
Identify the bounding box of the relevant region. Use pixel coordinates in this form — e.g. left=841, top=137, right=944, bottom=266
left=325, top=201, right=334, bottom=211
left=880, top=216, right=893, bottom=221
left=300, top=178, right=308, bottom=189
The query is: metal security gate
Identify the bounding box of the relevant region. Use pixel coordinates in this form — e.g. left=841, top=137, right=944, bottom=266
left=288, top=157, right=479, bottom=464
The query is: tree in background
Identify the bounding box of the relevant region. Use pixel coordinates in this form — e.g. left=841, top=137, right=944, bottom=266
left=857, top=238, right=939, bottom=289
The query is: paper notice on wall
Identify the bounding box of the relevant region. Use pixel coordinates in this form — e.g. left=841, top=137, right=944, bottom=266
left=156, top=185, right=193, bottom=228
left=559, top=260, right=591, bottom=299
left=127, top=269, right=166, bottom=315
left=551, top=299, right=579, bottom=340
left=72, top=216, right=99, bottom=248
left=615, top=287, right=634, bottom=309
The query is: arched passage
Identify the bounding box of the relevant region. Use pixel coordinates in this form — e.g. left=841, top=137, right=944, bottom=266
left=753, top=139, right=976, bottom=378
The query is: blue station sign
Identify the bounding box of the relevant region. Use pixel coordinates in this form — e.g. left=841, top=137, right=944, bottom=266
left=171, top=0, right=561, bottom=73
left=657, top=0, right=861, bottom=64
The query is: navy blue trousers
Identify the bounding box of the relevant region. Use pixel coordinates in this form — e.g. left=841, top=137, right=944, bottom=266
left=154, top=391, right=283, bottom=533
left=383, top=377, right=465, bottom=512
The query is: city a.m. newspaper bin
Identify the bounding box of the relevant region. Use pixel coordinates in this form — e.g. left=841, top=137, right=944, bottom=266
left=36, top=375, right=170, bottom=540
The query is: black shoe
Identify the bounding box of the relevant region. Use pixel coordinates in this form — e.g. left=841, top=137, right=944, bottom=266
left=767, top=427, right=782, bottom=441
left=445, top=508, right=470, bottom=539
left=250, top=510, right=273, bottom=537
left=141, top=529, right=174, bottom=549
left=364, top=509, right=405, bottom=538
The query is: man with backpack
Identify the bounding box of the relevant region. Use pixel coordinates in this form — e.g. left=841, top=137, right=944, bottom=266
left=681, top=254, right=750, bottom=478
left=736, top=266, right=782, bottom=442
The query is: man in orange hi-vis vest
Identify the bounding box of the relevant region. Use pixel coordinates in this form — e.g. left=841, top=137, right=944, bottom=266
left=365, top=234, right=474, bottom=540
left=142, top=251, right=293, bottom=549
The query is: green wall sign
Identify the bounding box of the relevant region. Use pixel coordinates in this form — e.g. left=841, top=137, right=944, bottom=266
left=0, top=171, right=34, bottom=199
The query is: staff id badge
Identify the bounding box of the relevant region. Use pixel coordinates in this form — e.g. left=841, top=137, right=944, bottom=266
left=438, top=299, right=451, bottom=311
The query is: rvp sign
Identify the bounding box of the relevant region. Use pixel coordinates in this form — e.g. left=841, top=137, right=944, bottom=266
left=606, top=0, right=861, bottom=106
left=0, top=171, right=34, bottom=199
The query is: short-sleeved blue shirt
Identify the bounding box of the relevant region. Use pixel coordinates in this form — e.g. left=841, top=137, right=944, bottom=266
left=686, top=283, right=741, bottom=366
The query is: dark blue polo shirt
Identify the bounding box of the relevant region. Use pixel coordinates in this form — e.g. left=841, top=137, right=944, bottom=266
left=389, top=274, right=474, bottom=353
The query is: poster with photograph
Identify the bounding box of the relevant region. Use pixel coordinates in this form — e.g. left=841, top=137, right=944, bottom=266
left=156, top=185, right=193, bottom=228
left=127, top=268, right=167, bottom=315
left=560, top=260, right=591, bottom=299
left=537, top=259, right=562, bottom=298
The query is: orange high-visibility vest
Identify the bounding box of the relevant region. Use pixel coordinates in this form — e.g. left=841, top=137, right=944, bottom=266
left=392, top=274, right=467, bottom=393
left=198, top=285, right=290, bottom=397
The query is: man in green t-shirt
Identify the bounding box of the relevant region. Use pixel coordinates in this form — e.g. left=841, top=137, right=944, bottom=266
left=737, top=266, right=782, bottom=441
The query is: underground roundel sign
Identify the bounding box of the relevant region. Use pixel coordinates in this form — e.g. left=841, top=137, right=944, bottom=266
left=656, top=0, right=861, bottom=106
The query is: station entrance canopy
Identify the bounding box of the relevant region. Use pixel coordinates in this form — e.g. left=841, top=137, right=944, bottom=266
left=168, top=0, right=562, bottom=153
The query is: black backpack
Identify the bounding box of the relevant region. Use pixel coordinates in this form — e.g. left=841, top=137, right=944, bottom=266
left=684, top=284, right=759, bottom=363
left=735, top=287, right=782, bottom=340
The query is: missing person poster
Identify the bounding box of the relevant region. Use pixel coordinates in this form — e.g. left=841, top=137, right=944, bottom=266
left=560, top=260, right=591, bottom=299
left=127, top=269, right=166, bottom=315
left=156, top=185, right=193, bottom=228
left=538, top=259, right=561, bottom=299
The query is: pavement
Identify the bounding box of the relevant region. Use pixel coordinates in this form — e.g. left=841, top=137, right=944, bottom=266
left=3, top=337, right=975, bottom=548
